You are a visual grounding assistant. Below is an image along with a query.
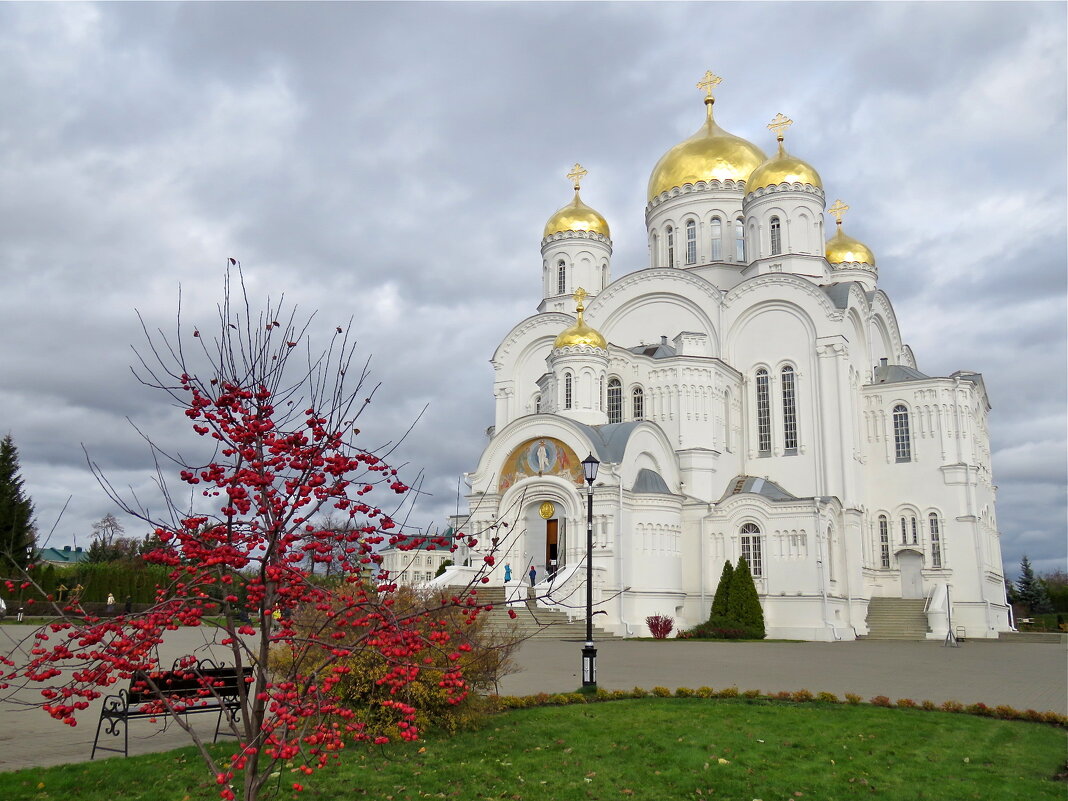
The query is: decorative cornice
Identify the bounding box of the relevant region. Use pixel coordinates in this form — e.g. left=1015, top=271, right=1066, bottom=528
left=645, top=179, right=747, bottom=214
left=541, top=230, right=613, bottom=251
left=724, top=273, right=844, bottom=322
left=549, top=343, right=611, bottom=359
left=743, top=183, right=826, bottom=203
left=829, top=261, right=877, bottom=273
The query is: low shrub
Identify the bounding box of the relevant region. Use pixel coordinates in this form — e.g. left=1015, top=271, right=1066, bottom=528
left=652, top=686, right=672, bottom=697
left=630, top=686, right=648, bottom=697
left=675, top=687, right=694, bottom=698
left=717, top=686, right=740, bottom=698
left=816, top=691, right=840, bottom=704
left=742, top=689, right=762, bottom=699
left=791, top=689, right=815, bottom=703
left=941, top=700, right=964, bottom=713
left=695, top=686, right=715, bottom=698
left=921, top=700, right=938, bottom=711
left=896, top=698, right=917, bottom=709
left=870, top=695, right=892, bottom=707
left=646, top=614, right=674, bottom=639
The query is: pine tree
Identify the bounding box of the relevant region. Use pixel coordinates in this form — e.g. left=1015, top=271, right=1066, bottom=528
left=0, top=434, right=36, bottom=572
left=1016, top=555, right=1053, bottom=614
left=726, top=556, right=765, bottom=638
left=709, top=560, right=733, bottom=620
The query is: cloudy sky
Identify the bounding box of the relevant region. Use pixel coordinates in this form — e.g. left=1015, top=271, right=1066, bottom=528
left=1, top=2, right=1064, bottom=575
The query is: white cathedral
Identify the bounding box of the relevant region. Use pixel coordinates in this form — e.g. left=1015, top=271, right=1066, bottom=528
left=443, top=73, right=1010, bottom=641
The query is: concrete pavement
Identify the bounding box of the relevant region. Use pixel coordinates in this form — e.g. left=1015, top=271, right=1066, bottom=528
left=0, top=624, right=1063, bottom=773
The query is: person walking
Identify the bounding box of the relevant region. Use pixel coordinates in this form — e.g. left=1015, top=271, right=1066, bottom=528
left=105, top=592, right=116, bottom=614
left=504, top=564, right=512, bottom=582
left=123, top=595, right=133, bottom=615
left=528, top=566, right=537, bottom=587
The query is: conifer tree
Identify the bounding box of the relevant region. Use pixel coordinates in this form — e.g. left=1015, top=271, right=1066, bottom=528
left=726, top=556, right=765, bottom=638
left=1016, top=555, right=1053, bottom=614
left=0, top=434, right=36, bottom=571
left=709, top=560, right=733, bottom=620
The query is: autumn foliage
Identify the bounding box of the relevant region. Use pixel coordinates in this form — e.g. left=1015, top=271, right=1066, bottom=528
left=0, top=270, right=501, bottom=800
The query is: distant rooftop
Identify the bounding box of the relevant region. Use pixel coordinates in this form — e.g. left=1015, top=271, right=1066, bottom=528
left=37, top=546, right=89, bottom=565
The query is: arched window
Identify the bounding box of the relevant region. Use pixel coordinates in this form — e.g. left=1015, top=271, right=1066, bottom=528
left=900, top=515, right=918, bottom=545
left=929, top=513, right=942, bottom=568
left=632, top=386, right=644, bottom=420
left=666, top=226, right=675, bottom=267
left=892, top=404, right=912, bottom=462
left=650, top=232, right=659, bottom=268
left=735, top=218, right=745, bottom=261
left=534, top=394, right=541, bottom=414
left=710, top=217, right=722, bottom=260
left=685, top=219, right=697, bottom=265
left=878, top=515, right=890, bottom=568
left=770, top=216, right=782, bottom=256
left=564, top=373, right=573, bottom=410
left=607, top=378, right=622, bottom=423
left=556, top=260, right=566, bottom=295
left=755, top=368, right=771, bottom=455
left=781, top=365, right=797, bottom=453
left=740, top=522, right=763, bottom=577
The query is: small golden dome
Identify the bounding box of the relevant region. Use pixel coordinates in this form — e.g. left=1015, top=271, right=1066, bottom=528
left=647, top=98, right=766, bottom=201
left=826, top=227, right=876, bottom=266
left=554, top=287, right=607, bottom=350
left=825, top=199, right=875, bottom=266
left=543, top=190, right=610, bottom=239
left=747, top=142, right=822, bottom=194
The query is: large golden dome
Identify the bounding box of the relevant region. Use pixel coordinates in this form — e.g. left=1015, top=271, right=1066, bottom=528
left=543, top=190, right=610, bottom=239
left=825, top=200, right=875, bottom=265
left=554, top=287, right=607, bottom=350
left=747, top=114, right=822, bottom=194
left=647, top=97, right=766, bottom=200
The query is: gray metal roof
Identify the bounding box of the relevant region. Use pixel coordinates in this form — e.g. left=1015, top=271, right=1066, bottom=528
left=572, top=421, right=642, bottom=463
left=630, top=468, right=672, bottom=494
left=628, top=336, right=677, bottom=359
left=719, top=475, right=798, bottom=502
left=873, top=363, right=930, bottom=384
left=821, top=282, right=858, bottom=309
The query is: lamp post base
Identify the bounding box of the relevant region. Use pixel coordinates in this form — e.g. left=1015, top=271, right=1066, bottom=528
left=581, top=643, right=597, bottom=687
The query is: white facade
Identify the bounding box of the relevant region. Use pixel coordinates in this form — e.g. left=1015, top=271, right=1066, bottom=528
left=457, top=82, right=1010, bottom=640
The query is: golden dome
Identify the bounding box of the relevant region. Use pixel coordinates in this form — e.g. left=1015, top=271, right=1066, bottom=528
left=825, top=200, right=875, bottom=265
left=747, top=118, right=822, bottom=193
left=543, top=190, right=610, bottom=239
left=554, top=287, right=607, bottom=350
left=647, top=98, right=766, bottom=200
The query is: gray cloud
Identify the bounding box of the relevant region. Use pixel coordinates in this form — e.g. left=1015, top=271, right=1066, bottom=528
left=1, top=2, right=1063, bottom=576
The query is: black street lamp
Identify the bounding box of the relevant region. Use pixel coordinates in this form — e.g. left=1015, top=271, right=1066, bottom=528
left=580, top=452, right=600, bottom=687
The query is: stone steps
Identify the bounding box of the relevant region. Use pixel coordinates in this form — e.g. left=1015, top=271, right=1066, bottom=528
left=449, top=585, right=617, bottom=640
left=863, top=597, right=929, bottom=640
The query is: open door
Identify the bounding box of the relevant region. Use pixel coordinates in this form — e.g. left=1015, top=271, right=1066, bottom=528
left=545, top=519, right=558, bottom=578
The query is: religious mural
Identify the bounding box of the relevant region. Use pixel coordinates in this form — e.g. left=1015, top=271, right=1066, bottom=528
left=498, top=437, right=584, bottom=492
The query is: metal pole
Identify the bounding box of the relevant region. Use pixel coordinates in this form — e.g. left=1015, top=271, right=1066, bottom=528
left=582, top=478, right=597, bottom=686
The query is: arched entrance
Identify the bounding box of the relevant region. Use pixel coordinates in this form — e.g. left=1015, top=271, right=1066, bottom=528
left=523, top=500, right=567, bottom=581
left=897, top=549, right=924, bottom=598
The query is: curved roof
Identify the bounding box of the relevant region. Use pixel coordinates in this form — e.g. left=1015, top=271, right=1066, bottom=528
left=631, top=468, right=672, bottom=494
left=571, top=421, right=643, bottom=463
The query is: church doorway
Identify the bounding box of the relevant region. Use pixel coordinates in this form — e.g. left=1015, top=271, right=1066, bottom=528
left=898, top=550, right=924, bottom=598
left=545, top=519, right=559, bottom=578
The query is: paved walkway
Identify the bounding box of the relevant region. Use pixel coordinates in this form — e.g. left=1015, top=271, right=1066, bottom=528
left=0, top=624, right=1063, bottom=773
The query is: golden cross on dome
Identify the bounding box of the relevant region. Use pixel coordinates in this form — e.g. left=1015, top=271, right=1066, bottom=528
left=828, top=199, right=849, bottom=225
left=566, top=163, right=588, bottom=190
left=696, top=70, right=722, bottom=100
left=768, top=112, right=793, bottom=141
left=572, top=287, right=588, bottom=312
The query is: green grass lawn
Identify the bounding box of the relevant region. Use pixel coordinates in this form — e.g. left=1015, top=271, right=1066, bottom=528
left=5, top=699, right=1065, bottom=800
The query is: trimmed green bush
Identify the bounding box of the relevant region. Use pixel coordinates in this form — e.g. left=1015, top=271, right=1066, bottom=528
left=726, top=556, right=765, bottom=639
left=710, top=560, right=733, bottom=618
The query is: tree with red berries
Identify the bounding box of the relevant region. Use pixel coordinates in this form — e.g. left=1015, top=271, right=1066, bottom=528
left=0, top=268, right=511, bottom=800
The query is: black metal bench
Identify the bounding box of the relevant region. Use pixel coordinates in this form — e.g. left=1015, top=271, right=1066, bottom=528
left=92, top=658, right=253, bottom=758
